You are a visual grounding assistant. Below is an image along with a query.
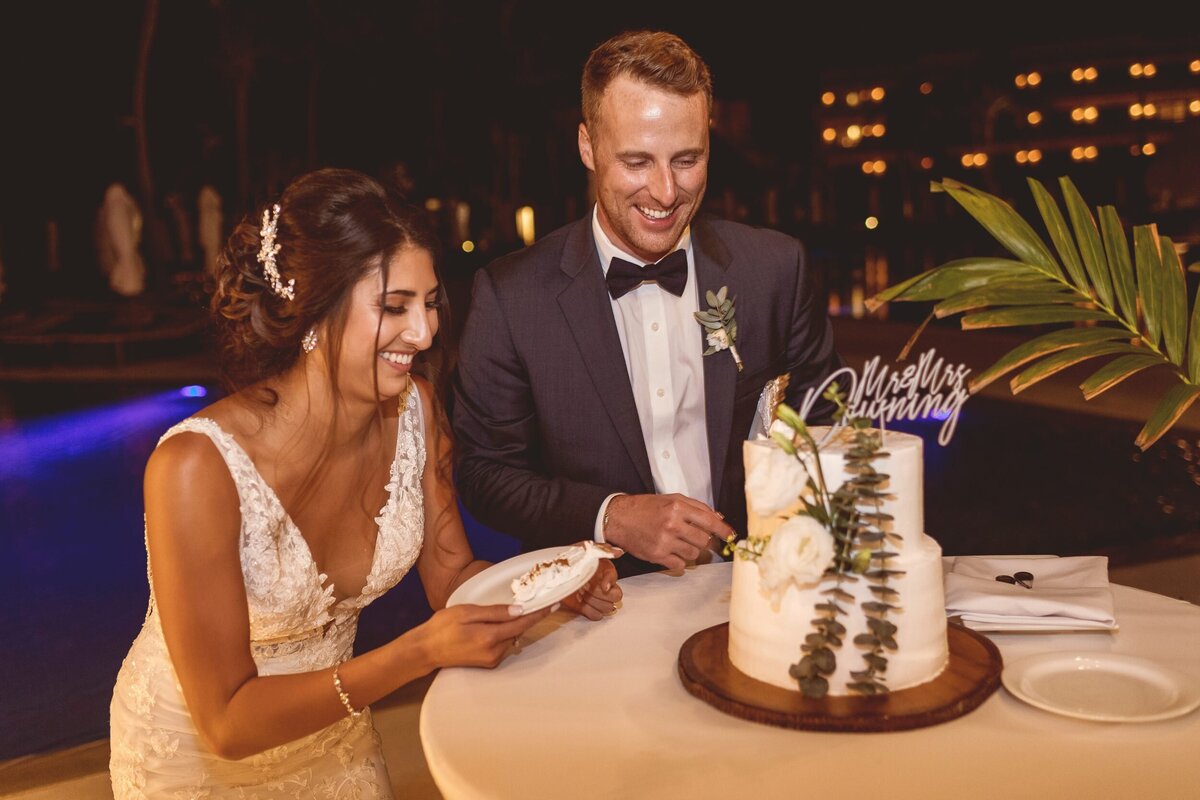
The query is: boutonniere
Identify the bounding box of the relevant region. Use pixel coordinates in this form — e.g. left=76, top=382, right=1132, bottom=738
left=694, top=286, right=743, bottom=372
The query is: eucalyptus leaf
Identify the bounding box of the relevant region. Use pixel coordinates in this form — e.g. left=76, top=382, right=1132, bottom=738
left=864, top=653, right=888, bottom=671
left=1135, top=383, right=1200, bottom=450
left=848, top=682, right=882, bottom=696
left=1060, top=176, right=1114, bottom=308
left=1009, top=341, right=1147, bottom=394
left=705, top=289, right=718, bottom=307
left=1080, top=354, right=1164, bottom=400
left=717, top=285, right=728, bottom=305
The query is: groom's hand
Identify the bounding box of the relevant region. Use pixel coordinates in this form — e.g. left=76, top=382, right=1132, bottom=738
left=603, top=494, right=735, bottom=571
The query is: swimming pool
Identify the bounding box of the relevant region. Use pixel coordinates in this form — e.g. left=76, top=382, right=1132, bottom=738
left=2, top=384, right=1197, bottom=760
left=0, top=383, right=519, bottom=761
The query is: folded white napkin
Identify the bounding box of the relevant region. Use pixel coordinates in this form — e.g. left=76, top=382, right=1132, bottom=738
left=943, top=555, right=1117, bottom=631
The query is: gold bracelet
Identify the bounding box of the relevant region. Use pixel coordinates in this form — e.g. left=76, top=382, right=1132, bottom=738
left=332, top=664, right=363, bottom=719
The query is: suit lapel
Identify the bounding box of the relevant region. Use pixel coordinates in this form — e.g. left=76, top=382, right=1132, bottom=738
left=556, top=221, right=655, bottom=491
left=693, top=218, right=736, bottom=505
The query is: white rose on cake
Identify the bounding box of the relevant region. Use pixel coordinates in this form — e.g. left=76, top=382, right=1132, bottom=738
left=744, top=439, right=809, bottom=517
left=757, top=515, right=835, bottom=603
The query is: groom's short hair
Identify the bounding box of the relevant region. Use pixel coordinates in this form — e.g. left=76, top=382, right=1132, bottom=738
left=581, top=30, right=713, bottom=132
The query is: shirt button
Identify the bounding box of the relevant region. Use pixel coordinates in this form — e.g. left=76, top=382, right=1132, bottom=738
left=650, top=322, right=660, bottom=332
left=656, top=388, right=665, bottom=398
left=662, top=450, right=671, bottom=460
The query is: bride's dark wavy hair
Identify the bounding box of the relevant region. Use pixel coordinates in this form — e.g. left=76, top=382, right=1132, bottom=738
left=211, top=168, right=455, bottom=513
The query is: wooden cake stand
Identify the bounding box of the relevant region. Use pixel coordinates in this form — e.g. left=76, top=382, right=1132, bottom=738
left=678, top=622, right=1002, bottom=732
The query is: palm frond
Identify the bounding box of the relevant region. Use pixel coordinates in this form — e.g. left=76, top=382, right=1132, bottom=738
left=870, top=178, right=1197, bottom=450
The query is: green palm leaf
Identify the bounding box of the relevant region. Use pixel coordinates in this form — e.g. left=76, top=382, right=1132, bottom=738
left=1010, top=341, right=1147, bottom=394
left=936, top=180, right=1063, bottom=279
left=960, top=306, right=1110, bottom=330
left=1098, top=206, right=1137, bottom=324
left=1136, top=384, right=1200, bottom=450
left=970, top=327, right=1132, bottom=392
left=1189, top=276, right=1200, bottom=383
left=1060, top=177, right=1114, bottom=309
left=1133, top=226, right=1163, bottom=347
left=871, top=177, right=1200, bottom=450
left=1028, top=178, right=1088, bottom=291
left=1160, top=238, right=1188, bottom=367
left=866, top=258, right=1038, bottom=309
left=934, top=287, right=1078, bottom=318
left=1080, top=354, right=1165, bottom=400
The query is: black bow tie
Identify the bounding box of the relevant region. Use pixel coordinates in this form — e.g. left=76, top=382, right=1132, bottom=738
left=605, top=250, right=688, bottom=300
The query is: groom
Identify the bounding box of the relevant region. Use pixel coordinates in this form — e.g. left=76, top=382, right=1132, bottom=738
left=452, top=30, right=842, bottom=576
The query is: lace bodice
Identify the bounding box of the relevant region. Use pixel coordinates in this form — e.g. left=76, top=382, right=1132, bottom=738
left=110, top=389, right=426, bottom=798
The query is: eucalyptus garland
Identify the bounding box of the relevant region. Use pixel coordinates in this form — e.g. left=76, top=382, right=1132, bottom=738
left=769, top=386, right=904, bottom=698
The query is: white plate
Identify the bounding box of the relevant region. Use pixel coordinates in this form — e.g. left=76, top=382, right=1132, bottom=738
left=1002, top=652, right=1200, bottom=722
left=446, top=546, right=600, bottom=615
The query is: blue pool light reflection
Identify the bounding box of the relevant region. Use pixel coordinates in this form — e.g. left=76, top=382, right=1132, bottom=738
left=2, top=386, right=216, bottom=758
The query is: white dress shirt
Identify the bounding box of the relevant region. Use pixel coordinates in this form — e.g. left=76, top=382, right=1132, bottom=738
left=591, top=206, right=713, bottom=541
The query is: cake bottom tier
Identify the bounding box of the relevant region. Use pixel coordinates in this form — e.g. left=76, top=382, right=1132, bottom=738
left=728, top=535, right=949, bottom=694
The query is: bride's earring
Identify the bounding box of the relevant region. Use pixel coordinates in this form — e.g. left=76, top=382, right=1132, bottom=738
left=301, top=328, right=318, bottom=354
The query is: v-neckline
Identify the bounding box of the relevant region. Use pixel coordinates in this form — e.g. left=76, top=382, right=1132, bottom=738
left=197, top=417, right=400, bottom=608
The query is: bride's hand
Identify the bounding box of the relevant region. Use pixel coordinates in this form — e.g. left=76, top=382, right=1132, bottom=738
left=563, top=558, right=622, bottom=621
left=417, top=604, right=552, bottom=669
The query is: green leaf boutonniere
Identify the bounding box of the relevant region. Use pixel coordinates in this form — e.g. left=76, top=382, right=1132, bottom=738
left=695, top=286, right=744, bottom=372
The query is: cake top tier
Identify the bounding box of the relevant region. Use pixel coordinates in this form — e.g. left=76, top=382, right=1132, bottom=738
left=798, top=426, right=924, bottom=460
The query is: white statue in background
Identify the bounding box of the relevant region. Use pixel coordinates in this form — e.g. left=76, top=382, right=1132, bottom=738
left=197, top=185, right=223, bottom=278
left=96, top=182, right=146, bottom=297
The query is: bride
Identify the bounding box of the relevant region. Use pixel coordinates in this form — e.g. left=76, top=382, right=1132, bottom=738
left=109, top=168, right=622, bottom=798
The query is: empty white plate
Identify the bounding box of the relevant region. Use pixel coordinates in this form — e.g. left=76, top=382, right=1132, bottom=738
left=1002, top=652, right=1200, bottom=722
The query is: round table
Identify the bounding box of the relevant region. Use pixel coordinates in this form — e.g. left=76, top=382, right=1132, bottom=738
left=419, top=562, right=1200, bottom=799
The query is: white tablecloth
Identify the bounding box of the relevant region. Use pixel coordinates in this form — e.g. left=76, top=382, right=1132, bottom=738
left=419, top=562, right=1200, bottom=800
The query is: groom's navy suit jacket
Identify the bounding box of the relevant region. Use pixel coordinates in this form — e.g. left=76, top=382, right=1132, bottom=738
left=451, top=214, right=842, bottom=576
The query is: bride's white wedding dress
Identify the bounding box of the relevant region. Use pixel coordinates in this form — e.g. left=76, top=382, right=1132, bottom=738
left=110, top=390, right=425, bottom=799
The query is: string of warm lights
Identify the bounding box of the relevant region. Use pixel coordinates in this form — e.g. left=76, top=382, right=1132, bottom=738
left=818, top=52, right=1200, bottom=171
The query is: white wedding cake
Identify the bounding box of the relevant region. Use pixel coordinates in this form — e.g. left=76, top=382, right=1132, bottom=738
left=728, top=427, right=949, bottom=694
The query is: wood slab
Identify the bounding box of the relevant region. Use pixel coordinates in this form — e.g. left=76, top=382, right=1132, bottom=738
left=678, top=622, right=1002, bottom=732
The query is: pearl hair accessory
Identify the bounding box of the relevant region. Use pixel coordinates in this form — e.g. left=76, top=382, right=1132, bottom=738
left=301, top=327, right=318, bottom=354
left=257, top=203, right=295, bottom=301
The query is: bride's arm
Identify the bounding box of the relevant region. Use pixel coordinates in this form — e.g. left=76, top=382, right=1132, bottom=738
left=412, top=375, right=490, bottom=609
left=145, top=430, right=548, bottom=761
